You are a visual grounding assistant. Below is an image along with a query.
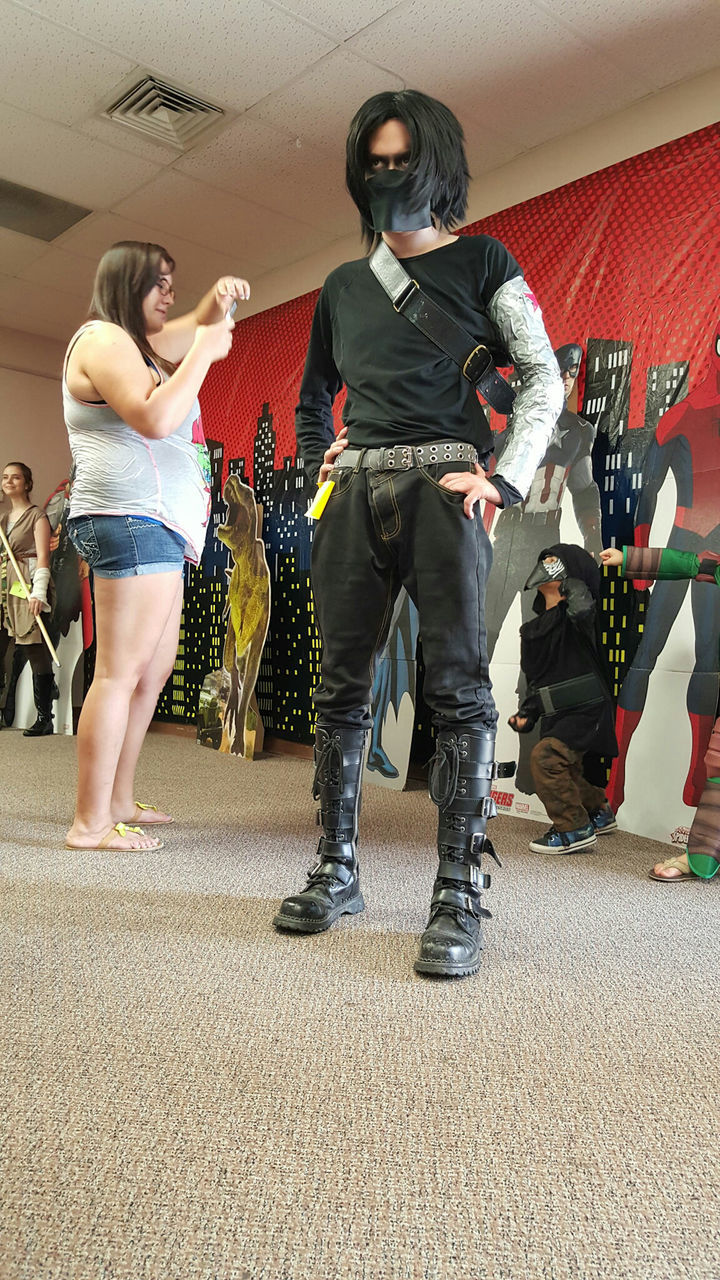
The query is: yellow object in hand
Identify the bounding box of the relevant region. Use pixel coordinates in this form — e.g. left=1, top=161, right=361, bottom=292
left=307, top=479, right=335, bottom=520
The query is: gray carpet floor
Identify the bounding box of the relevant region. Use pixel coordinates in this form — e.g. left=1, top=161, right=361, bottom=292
left=1, top=732, right=718, bottom=1280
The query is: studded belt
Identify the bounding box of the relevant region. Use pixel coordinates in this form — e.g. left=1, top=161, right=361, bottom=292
left=333, top=439, right=479, bottom=472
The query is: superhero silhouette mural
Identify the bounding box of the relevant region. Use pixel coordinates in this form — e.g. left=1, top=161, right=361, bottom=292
left=363, top=588, right=419, bottom=790
left=608, top=319, right=720, bottom=814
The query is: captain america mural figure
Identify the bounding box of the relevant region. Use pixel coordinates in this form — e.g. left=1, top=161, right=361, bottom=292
left=608, top=319, right=720, bottom=814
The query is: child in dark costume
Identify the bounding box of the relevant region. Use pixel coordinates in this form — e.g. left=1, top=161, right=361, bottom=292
left=602, top=544, right=720, bottom=882
left=509, top=543, right=617, bottom=853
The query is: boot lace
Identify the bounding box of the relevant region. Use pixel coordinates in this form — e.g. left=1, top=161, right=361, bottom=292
left=428, top=737, right=460, bottom=810
left=313, top=734, right=344, bottom=801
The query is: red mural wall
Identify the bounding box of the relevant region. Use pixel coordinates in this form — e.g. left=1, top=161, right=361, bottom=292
left=201, top=121, right=720, bottom=485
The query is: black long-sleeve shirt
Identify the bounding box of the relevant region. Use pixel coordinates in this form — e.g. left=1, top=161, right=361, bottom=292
left=295, top=235, right=523, bottom=503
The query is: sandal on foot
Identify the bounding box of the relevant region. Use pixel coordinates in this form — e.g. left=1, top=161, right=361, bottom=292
left=130, top=801, right=173, bottom=825
left=648, top=853, right=696, bottom=882
left=66, top=822, right=164, bottom=852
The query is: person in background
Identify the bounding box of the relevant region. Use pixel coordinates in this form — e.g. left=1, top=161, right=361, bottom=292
left=63, top=240, right=248, bottom=852
left=602, top=544, right=720, bottom=882
left=0, top=461, right=55, bottom=736
left=509, top=543, right=618, bottom=854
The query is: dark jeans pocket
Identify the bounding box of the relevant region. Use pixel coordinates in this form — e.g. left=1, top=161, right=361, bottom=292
left=420, top=461, right=473, bottom=502
left=330, top=466, right=359, bottom=497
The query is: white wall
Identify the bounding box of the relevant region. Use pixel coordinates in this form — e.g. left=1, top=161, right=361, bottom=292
left=0, top=348, right=70, bottom=505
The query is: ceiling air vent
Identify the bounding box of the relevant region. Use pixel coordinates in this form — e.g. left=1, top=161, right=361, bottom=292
left=105, top=76, right=223, bottom=150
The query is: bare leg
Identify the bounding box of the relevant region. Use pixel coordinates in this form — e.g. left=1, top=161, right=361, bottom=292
left=111, top=575, right=184, bottom=823
left=66, top=571, right=183, bottom=850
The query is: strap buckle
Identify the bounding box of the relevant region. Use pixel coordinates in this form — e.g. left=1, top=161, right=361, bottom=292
left=462, top=343, right=493, bottom=383
left=392, top=279, right=419, bottom=313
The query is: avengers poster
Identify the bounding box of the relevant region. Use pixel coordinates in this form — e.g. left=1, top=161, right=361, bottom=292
left=167, top=120, right=720, bottom=847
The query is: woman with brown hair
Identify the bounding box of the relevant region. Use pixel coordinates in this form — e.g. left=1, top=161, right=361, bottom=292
left=0, top=461, right=55, bottom=735
left=63, top=240, right=248, bottom=852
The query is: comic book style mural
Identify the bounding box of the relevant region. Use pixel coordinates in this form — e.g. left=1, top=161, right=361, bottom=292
left=196, top=475, right=270, bottom=759
left=156, top=121, right=719, bottom=845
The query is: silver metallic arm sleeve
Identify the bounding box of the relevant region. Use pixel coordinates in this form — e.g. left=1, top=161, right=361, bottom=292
left=487, top=277, right=564, bottom=499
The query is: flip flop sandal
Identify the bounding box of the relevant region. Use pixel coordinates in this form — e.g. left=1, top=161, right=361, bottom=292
left=65, top=822, right=164, bottom=852
left=648, top=854, right=696, bottom=882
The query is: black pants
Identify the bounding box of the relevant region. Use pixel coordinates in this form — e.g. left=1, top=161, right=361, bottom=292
left=311, top=460, right=497, bottom=732
left=0, top=631, right=51, bottom=678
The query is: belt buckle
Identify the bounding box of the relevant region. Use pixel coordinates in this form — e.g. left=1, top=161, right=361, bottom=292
left=462, top=343, right=492, bottom=382
left=392, top=279, right=419, bottom=313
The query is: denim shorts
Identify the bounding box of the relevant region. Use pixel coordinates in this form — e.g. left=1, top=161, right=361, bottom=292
left=67, top=514, right=186, bottom=578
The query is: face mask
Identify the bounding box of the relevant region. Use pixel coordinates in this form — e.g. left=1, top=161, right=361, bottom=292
left=365, top=168, right=432, bottom=233
left=524, top=556, right=567, bottom=591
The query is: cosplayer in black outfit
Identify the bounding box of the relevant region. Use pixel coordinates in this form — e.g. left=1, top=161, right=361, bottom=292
left=509, top=544, right=617, bottom=854
left=273, top=90, right=563, bottom=977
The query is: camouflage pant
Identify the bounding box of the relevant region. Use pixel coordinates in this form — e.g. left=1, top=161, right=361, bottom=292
left=530, top=736, right=607, bottom=832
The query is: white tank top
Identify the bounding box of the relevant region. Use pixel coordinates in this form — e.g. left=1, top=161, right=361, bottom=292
left=62, top=322, right=211, bottom=565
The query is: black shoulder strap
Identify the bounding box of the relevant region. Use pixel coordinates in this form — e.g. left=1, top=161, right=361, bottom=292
left=369, top=239, right=516, bottom=415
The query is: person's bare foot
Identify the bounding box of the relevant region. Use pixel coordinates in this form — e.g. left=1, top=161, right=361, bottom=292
left=65, top=822, right=164, bottom=851
left=114, top=802, right=174, bottom=826
left=649, top=852, right=694, bottom=881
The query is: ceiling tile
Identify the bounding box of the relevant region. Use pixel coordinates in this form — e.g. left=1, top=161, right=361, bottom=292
left=112, top=171, right=332, bottom=269
left=175, top=113, right=357, bottom=232
left=268, top=0, right=405, bottom=40
left=0, top=0, right=136, bottom=126
left=0, top=227, right=49, bottom=274
left=77, top=115, right=181, bottom=165
left=464, top=128, right=526, bottom=181
left=55, top=212, right=270, bottom=294
left=247, top=47, right=405, bottom=152
left=0, top=272, right=86, bottom=342
left=17, top=0, right=338, bottom=113
left=347, top=0, right=656, bottom=149
left=541, top=0, right=720, bottom=90
left=0, top=101, right=162, bottom=209
left=17, top=247, right=99, bottom=300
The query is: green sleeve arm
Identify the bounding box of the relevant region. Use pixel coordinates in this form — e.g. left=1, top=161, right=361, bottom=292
left=622, top=545, right=701, bottom=582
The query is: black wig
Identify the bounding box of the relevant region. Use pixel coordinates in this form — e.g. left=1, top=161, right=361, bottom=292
left=345, top=89, right=470, bottom=249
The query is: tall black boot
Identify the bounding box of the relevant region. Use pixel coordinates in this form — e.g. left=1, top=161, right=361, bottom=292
left=415, top=727, right=512, bottom=978
left=2, top=647, right=28, bottom=727
left=273, top=724, right=367, bottom=933
left=23, top=673, right=55, bottom=737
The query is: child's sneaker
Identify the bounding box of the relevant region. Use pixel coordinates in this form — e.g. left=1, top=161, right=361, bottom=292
left=528, top=822, right=598, bottom=854
left=589, top=803, right=618, bottom=835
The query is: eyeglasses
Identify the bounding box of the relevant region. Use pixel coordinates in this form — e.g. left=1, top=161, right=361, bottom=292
left=154, top=278, right=175, bottom=299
